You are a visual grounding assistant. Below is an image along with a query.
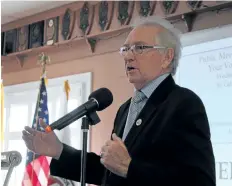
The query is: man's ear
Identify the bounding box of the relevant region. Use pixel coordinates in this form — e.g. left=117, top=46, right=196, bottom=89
left=161, top=48, right=174, bottom=69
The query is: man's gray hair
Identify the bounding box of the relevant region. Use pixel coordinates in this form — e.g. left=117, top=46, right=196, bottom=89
left=132, top=16, right=182, bottom=75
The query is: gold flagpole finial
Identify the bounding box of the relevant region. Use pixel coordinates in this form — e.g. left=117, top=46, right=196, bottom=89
left=37, top=52, right=51, bottom=76
left=37, top=53, right=50, bottom=85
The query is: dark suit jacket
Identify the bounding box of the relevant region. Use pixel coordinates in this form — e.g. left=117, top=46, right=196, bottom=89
left=50, top=75, right=216, bottom=186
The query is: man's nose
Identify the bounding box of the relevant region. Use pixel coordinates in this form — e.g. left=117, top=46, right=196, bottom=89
left=123, top=49, right=134, bottom=62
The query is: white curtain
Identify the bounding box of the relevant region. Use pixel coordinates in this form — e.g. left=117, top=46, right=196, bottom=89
left=1, top=72, right=91, bottom=186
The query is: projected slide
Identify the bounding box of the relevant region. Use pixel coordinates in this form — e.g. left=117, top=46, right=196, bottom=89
left=176, top=36, right=232, bottom=185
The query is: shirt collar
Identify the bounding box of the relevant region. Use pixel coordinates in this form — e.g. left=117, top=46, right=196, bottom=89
left=136, top=73, right=170, bottom=99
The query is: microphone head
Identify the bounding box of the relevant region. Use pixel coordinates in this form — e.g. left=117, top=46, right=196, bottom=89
left=1, top=151, right=22, bottom=169
left=89, top=88, right=113, bottom=111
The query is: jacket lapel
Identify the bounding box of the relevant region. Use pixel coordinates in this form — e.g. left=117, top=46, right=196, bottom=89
left=124, top=75, right=177, bottom=150
left=113, top=99, right=131, bottom=138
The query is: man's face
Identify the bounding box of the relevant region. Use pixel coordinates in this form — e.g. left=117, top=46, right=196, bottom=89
left=121, top=25, right=173, bottom=90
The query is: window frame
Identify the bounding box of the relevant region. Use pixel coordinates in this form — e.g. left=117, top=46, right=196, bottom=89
left=2, top=72, right=92, bottom=185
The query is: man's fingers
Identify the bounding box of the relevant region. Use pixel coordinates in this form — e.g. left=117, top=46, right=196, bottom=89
left=101, top=145, right=108, bottom=153
left=39, top=118, right=47, bottom=129
left=24, top=126, right=37, bottom=135
left=112, top=133, right=127, bottom=150
left=106, top=139, right=114, bottom=146
left=112, top=133, right=124, bottom=144
left=112, top=133, right=122, bottom=142
left=22, top=135, right=34, bottom=150
left=100, top=158, right=105, bottom=165
left=22, top=130, right=33, bottom=139
left=22, top=135, right=31, bottom=143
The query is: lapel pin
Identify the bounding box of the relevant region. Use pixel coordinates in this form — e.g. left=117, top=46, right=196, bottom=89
left=136, top=119, right=142, bottom=126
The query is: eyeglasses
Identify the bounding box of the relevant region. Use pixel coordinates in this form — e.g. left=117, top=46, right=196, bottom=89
left=119, top=45, right=166, bottom=56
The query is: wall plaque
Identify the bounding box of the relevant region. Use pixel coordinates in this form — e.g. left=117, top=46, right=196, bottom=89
left=17, top=25, right=29, bottom=52
left=117, top=1, right=134, bottom=25
left=160, top=1, right=179, bottom=15
left=4, top=29, right=17, bottom=55
left=59, top=8, right=75, bottom=41
left=29, top=21, right=44, bottom=48
left=99, top=1, right=108, bottom=31
left=186, top=0, right=202, bottom=10
left=97, top=1, right=114, bottom=31
left=118, top=1, right=129, bottom=25
left=77, top=2, right=95, bottom=36
left=1, top=32, right=5, bottom=56
left=79, top=2, right=89, bottom=33
left=137, top=1, right=156, bottom=17
left=45, top=17, right=59, bottom=45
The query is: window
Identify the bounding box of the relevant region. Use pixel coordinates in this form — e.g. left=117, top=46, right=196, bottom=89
left=1, top=72, right=91, bottom=186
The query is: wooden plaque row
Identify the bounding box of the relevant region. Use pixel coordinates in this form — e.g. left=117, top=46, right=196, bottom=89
left=1, top=17, right=59, bottom=56
left=2, top=1, right=219, bottom=56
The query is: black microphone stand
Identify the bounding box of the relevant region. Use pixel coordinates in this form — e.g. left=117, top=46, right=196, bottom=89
left=80, top=111, right=100, bottom=186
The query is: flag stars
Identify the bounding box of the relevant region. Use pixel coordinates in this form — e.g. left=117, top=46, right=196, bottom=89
left=38, top=107, right=42, bottom=112
left=44, top=110, right=48, bottom=115
left=40, top=99, right=44, bottom=104
left=43, top=118, right=47, bottom=123
left=42, top=91, right=46, bottom=96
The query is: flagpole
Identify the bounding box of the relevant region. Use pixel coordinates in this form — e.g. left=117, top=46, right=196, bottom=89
left=31, top=52, right=50, bottom=183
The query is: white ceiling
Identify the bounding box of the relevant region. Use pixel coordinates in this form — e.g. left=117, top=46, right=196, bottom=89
left=1, top=1, right=73, bottom=25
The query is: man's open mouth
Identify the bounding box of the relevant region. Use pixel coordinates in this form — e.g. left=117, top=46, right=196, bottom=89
left=127, top=67, right=136, bottom=71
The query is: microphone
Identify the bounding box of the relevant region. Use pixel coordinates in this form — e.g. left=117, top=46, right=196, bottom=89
left=45, top=87, right=113, bottom=132
left=1, top=151, right=22, bottom=170
left=1, top=151, right=22, bottom=186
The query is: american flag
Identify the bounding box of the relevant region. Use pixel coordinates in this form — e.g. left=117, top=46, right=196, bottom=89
left=22, top=77, right=53, bottom=186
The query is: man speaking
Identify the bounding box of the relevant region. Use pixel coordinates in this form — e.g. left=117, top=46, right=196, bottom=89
left=22, top=16, right=216, bottom=186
